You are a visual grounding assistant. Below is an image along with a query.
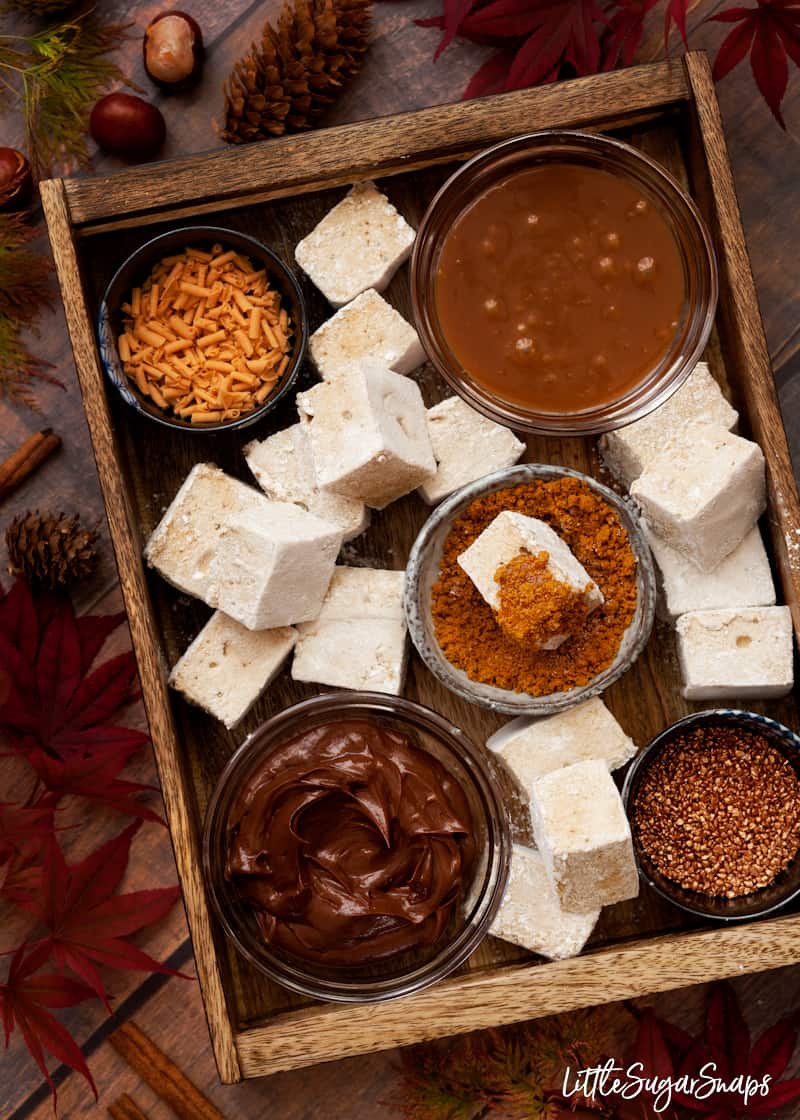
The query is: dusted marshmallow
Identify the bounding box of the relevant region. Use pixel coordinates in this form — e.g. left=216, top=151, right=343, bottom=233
left=169, top=612, right=297, bottom=729
left=295, top=181, right=416, bottom=307
left=675, top=605, right=793, bottom=701
left=487, top=697, right=637, bottom=798
left=490, top=844, right=599, bottom=960
left=457, top=511, right=603, bottom=648
left=644, top=523, right=775, bottom=622
left=530, top=759, right=639, bottom=912
left=144, top=463, right=343, bottom=630
left=630, top=423, right=766, bottom=571
left=297, top=360, right=435, bottom=509
left=309, top=289, right=424, bottom=380
left=244, top=424, right=369, bottom=542
left=291, top=567, right=408, bottom=694
left=418, top=396, right=526, bottom=505
left=599, top=361, right=738, bottom=487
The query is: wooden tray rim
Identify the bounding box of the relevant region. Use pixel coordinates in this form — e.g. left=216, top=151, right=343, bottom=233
left=39, top=51, right=800, bottom=1084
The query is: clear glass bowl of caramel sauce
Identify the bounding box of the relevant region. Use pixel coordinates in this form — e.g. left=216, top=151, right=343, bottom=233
left=411, top=130, right=718, bottom=436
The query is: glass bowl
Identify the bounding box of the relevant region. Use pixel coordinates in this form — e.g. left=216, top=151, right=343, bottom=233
left=410, top=130, right=718, bottom=436
left=97, top=225, right=307, bottom=434
left=202, top=691, right=511, bottom=1003
left=622, top=709, right=800, bottom=921
left=404, top=463, right=656, bottom=716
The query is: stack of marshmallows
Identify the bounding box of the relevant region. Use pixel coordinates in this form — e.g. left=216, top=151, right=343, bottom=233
left=145, top=181, right=526, bottom=729
left=600, top=361, right=792, bottom=702
left=487, top=697, right=640, bottom=962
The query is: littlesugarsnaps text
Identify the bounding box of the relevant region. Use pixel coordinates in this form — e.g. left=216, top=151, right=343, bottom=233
left=563, top=1058, right=772, bottom=1113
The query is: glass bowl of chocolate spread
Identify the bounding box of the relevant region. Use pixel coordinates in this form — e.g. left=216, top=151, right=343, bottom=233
left=411, top=129, right=718, bottom=437
left=202, top=692, right=511, bottom=1002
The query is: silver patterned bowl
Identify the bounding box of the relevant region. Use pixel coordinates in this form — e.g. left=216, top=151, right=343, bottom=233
left=404, top=463, right=657, bottom=716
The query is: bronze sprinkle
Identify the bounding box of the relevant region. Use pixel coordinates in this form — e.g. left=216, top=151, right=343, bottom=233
left=631, top=725, right=800, bottom=899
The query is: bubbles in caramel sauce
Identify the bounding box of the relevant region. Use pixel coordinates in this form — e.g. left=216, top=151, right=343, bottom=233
left=434, top=163, right=685, bottom=413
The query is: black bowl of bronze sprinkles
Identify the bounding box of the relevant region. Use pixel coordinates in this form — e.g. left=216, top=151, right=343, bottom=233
left=622, top=709, right=800, bottom=922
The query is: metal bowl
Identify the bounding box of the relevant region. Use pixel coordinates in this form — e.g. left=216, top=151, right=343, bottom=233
left=404, top=463, right=657, bottom=715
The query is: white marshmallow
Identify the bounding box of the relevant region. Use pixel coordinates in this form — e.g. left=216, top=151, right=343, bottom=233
left=490, top=844, right=599, bottom=960
left=487, top=697, right=637, bottom=797
left=644, top=523, right=775, bottom=622
left=144, top=463, right=342, bottom=630
left=169, top=612, right=297, bottom=729
left=244, top=424, right=369, bottom=542
left=530, top=759, right=639, bottom=912
left=309, top=289, right=424, bottom=380
left=600, top=361, right=738, bottom=487
left=295, top=182, right=416, bottom=307
left=418, top=397, right=526, bottom=505
left=675, top=605, right=794, bottom=700
left=291, top=567, right=408, bottom=694
left=297, top=360, right=435, bottom=509
left=630, top=423, right=766, bottom=571
left=457, top=511, right=603, bottom=648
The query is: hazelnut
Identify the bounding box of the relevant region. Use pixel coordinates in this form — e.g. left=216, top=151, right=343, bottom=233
left=143, top=12, right=204, bottom=87
left=0, top=148, right=33, bottom=212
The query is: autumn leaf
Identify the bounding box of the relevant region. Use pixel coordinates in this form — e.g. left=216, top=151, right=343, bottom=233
left=709, top=0, right=800, bottom=127
left=667, top=982, right=800, bottom=1118
left=0, top=943, right=97, bottom=1106
left=0, top=580, right=154, bottom=820
left=10, top=822, right=184, bottom=1009
left=602, top=0, right=660, bottom=69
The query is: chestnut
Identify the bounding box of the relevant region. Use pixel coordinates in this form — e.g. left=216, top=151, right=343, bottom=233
left=143, top=12, right=204, bottom=88
left=0, top=148, right=33, bottom=212
left=90, top=93, right=167, bottom=161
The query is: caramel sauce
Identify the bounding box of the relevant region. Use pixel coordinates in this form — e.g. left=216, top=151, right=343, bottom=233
left=434, top=162, right=685, bottom=413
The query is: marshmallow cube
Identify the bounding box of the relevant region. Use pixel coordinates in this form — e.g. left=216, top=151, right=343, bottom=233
left=297, top=360, right=435, bottom=509
left=630, top=424, right=766, bottom=572
left=457, top=511, right=603, bottom=648
left=600, top=361, right=738, bottom=487
left=675, top=605, right=794, bottom=701
left=309, top=289, right=424, bottom=380
left=644, top=524, right=775, bottom=622
left=418, top=396, right=526, bottom=505
left=169, top=611, right=297, bottom=729
left=244, top=424, right=369, bottom=542
left=530, top=759, right=639, bottom=912
left=145, top=463, right=343, bottom=630
left=487, top=697, right=637, bottom=798
left=490, top=844, right=599, bottom=961
left=295, top=182, right=416, bottom=307
left=292, top=567, right=408, bottom=694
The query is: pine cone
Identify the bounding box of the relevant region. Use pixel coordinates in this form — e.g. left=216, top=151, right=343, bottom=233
left=6, top=511, right=98, bottom=590
left=223, top=0, right=372, bottom=143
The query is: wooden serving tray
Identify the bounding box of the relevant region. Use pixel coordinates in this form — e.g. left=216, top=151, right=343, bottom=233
left=41, top=52, right=800, bottom=1085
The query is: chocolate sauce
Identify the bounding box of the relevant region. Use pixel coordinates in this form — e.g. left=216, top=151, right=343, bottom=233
left=226, top=719, right=476, bottom=965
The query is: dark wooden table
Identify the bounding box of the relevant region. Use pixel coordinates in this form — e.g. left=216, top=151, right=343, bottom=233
left=2, top=1, right=800, bottom=1116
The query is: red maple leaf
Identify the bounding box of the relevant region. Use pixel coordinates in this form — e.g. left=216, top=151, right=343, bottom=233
left=709, top=0, right=800, bottom=126
left=624, top=984, right=800, bottom=1119
left=602, top=0, right=660, bottom=69
left=10, top=822, right=185, bottom=1008
left=0, top=580, right=155, bottom=820
left=0, top=943, right=97, bottom=1106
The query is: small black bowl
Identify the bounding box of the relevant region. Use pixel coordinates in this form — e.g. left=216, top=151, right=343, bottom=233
left=97, top=225, right=307, bottom=435
left=622, top=708, right=800, bottom=922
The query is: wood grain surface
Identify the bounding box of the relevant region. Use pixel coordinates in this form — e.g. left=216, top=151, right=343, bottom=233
left=39, top=54, right=800, bottom=1083
left=4, top=0, right=800, bottom=1112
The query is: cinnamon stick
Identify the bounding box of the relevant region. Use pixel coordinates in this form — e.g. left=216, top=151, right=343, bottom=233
left=109, top=1021, right=226, bottom=1120
left=109, top=1093, right=150, bottom=1120
left=0, top=428, right=61, bottom=502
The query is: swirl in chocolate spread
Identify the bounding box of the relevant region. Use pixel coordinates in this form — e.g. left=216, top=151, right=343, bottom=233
left=225, top=719, right=476, bottom=965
